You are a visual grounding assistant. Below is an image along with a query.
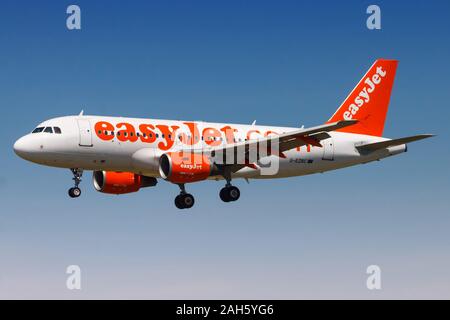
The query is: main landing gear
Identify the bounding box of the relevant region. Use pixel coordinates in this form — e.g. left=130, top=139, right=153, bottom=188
left=174, top=184, right=195, bottom=209
left=68, top=168, right=83, bottom=198
left=172, top=176, right=240, bottom=209
left=219, top=169, right=240, bottom=203
left=219, top=182, right=240, bottom=203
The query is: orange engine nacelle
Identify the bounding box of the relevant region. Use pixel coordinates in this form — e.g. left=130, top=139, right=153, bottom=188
left=159, top=152, right=213, bottom=184
left=93, top=171, right=157, bottom=194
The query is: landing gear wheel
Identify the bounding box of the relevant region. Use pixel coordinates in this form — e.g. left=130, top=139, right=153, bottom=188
left=175, top=193, right=195, bottom=209
left=175, top=195, right=183, bottom=209
left=220, top=186, right=240, bottom=202
left=181, top=194, right=195, bottom=209
left=68, top=187, right=81, bottom=198
left=228, top=186, right=240, bottom=201
left=220, top=188, right=231, bottom=202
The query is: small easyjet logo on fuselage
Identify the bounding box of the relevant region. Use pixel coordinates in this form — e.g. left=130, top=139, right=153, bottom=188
left=343, top=66, right=386, bottom=120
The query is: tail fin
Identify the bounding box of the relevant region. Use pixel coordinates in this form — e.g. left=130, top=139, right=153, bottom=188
left=327, top=59, right=398, bottom=136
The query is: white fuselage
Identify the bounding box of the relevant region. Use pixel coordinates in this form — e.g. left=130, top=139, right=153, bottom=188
left=13, top=115, right=406, bottom=180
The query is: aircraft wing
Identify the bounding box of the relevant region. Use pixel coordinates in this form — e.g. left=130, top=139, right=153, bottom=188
left=180, top=120, right=358, bottom=167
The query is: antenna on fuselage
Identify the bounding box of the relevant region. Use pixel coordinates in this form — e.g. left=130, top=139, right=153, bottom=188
left=251, top=120, right=256, bottom=126
left=79, top=110, right=84, bottom=116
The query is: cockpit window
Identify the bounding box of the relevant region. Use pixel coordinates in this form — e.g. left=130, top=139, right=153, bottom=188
left=44, top=127, right=53, bottom=133
left=32, top=127, right=45, bottom=133
left=54, top=127, right=62, bottom=134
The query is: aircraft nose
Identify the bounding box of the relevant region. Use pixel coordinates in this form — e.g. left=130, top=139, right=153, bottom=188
left=13, top=135, right=35, bottom=158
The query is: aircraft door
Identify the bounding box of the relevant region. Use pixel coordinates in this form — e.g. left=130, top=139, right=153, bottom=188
left=322, top=137, right=334, bottom=161
left=77, top=119, right=93, bottom=147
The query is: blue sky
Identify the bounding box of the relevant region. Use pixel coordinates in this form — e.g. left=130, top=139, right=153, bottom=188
left=0, top=0, right=449, bottom=299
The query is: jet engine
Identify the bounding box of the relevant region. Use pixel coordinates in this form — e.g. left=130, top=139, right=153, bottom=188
left=159, top=151, right=215, bottom=184
left=93, top=171, right=157, bottom=194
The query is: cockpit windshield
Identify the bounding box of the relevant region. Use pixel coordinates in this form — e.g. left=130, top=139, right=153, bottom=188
left=32, top=126, right=62, bottom=134
left=32, top=127, right=45, bottom=133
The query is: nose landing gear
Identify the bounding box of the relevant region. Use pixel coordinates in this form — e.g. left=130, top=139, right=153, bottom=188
left=174, top=184, right=195, bottom=209
left=68, top=168, right=83, bottom=198
left=68, top=187, right=81, bottom=198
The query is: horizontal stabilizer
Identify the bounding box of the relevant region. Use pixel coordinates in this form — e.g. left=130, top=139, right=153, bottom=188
left=356, top=134, right=435, bottom=152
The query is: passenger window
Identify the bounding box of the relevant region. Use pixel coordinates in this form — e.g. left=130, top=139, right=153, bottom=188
left=54, top=127, right=62, bottom=134
left=32, top=127, right=44, bottom=133
left=44, top=127, right=53, bottom=133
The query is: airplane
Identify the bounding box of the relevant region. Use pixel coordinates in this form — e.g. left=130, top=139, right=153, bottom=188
left=13, top=59, right=433, bottom=209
